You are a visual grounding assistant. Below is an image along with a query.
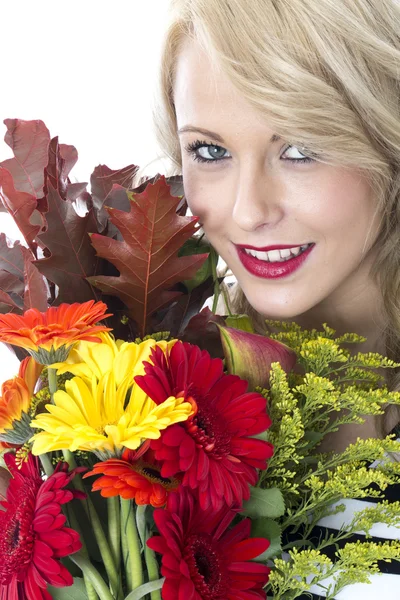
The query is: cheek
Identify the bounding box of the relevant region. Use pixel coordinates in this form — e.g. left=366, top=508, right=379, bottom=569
left=183, top=169, right=228, bottom=228
left=298, top=175, right=376, bottom=236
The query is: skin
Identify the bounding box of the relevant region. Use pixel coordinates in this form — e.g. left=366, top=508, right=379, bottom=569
left=173, top=38, right=389, bottom=447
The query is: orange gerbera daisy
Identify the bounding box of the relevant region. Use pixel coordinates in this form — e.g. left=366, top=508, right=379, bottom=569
left=84, top=445, right=181, bottom=508
left=0, top=356, right=43, bottom=445
left=0, top=301, right=112, bottom=364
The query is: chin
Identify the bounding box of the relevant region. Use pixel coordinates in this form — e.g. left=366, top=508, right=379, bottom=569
left=243, top=293, right=311, bottom=322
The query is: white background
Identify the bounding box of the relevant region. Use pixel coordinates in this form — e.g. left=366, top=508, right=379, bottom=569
left=0, top=0, right=172, bottom=382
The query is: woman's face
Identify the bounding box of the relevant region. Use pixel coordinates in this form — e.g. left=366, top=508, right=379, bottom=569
left=173, top=39, right=382, bottom=320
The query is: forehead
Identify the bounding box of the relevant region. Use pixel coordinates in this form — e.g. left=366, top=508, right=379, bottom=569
left=173, top=38, right=268, bottom=134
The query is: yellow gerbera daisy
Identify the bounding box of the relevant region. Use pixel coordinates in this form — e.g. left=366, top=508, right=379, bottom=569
left=51, top=332, right=176, bottom=387
left=30, top=372, right=194, bottom=459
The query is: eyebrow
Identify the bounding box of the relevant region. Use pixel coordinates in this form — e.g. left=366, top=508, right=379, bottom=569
left=177, top=125, right=281, bottom=145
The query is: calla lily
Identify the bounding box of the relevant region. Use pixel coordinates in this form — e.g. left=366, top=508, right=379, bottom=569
left=217, top=322, right=297, bottom=389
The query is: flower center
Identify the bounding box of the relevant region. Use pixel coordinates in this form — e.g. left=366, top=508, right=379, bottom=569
left=11, top=521, right=20, bottom=548
left=0, top=479, right=39, bottom=584
left=137, top=463, right=179, bottom=491
left=183, top=534, right=228, bottom=599
left=185, top=407, right=230, bottom=458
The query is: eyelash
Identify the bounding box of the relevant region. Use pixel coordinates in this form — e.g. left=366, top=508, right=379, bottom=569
left=184, top=139, right=315, bottom=166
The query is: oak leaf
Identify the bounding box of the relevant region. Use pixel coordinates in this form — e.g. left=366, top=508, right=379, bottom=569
left=88, top=176, right=208, bottom=337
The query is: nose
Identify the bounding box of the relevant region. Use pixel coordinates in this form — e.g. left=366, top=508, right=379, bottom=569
left=232, top=164, right=285, bottom=232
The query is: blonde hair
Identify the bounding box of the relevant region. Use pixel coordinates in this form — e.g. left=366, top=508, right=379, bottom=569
left=150, top=0, right=400, bottom=423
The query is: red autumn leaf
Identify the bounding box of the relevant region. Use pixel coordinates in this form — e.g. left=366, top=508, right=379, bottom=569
left=21, top=246, right=48, bottom=312
left=0, top=270, right=24, bottom=297
left=0, top=235, right=25, bottom=314
left=0, top=289, right=20, bottom=312
left=133, top=174, right=187, bottom=215
left=0, top=239, right=24, bottom=314
left=44, top=137, right=79, bottom=203
left=59, top=143, right=78, bottom=183
left=181, top=306, right=226, bottom=358
left=0, top=234, right=24, bottom=281
left=34, top=179, right=101, bottom=304
left=0, top=119, right=50, bottom=198
left=67, top=182, right=88, bottom=202
left=45, top=138, right=93, bottom=218
left=154, top=276, right=216, bottom=337
left=0, top=167, right=43, bottom=249
left=0, top=270, right=24, bottom=313
left=91, top=164, right=139, bottom=231
left=32, top=138, right=102, bottom=304
left=96, top=184, right=132, bottom=239
left=88, top=175, right=208, bottom=337
left=91, top=164, right=139, bottom=210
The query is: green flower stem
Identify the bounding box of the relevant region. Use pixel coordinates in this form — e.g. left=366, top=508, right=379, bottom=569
left=62, top=449, right=120, bottom=598
left=121, top=509, right=129, bottom=589
left=107, top=498, right=124, bottom=599
left=144, top=537, right=161, bottom=600
left=221, top=282, right=233, bottom=317
left=210, top=248, right=221, bottom=313
left=108, top=497, right=121, bottom=569
left=124, top=579, right=165, bottom=600
left=121, top=498, right=144, bottom=593
left=69, top=552, right=115, bottom=600
left=39, top=452, right=54, bottom=477
left=47, top=367, right=58, bottom=402
left=65, top=503, right=99, bottom=600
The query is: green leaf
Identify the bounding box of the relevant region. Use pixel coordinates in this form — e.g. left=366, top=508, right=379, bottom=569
left=252, top=429, right=271, bottom=442
left=251, top=518, right=282, bottom=561
left=48, top=577, right=88, bottom=599
left=302, top=430, right=325, bottom=451
left=124, top=577, right=165, bottom=600
left=136, top=503, right=147, bottom=549
left=225, top=314, right=255, bottom=333
left=241, top=487, right=285, bottom=519
left=179, top=237, right=212, bottom=292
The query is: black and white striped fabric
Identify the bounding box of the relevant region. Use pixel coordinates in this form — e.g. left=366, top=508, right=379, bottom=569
left=286, top=441, right=400, bottom=600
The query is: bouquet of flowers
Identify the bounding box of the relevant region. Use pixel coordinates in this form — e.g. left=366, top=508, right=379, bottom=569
left=1, top=119, right=400, bottom=600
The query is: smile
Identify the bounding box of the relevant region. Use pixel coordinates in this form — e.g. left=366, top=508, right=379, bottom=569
left=235, top=243, right=315, bottom=279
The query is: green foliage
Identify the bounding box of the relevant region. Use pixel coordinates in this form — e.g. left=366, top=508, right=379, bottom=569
left=255, top=321, right=400, bottom=598
left=251, top=518, right=282, bottom=561
left=48, top=578, right=88, bottom=599
left=134, top=331, right=171, bottom=344
left=268, top=542, right=400, bottom=600
left=242, top=487, right=285, bottom=519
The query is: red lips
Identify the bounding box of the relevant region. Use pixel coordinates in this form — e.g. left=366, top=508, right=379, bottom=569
left=236, top=243, right=315, bottom=279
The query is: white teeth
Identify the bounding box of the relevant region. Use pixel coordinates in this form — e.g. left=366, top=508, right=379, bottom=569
left=267, top=249, right=281, bottom=262
left=247, top=249, right=269, bottom=260
left=279, top=249, right=292, bottom=259
left=244, top=244, right=311, bottom=263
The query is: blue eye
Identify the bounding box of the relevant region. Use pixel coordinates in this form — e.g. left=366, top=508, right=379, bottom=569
left=184, top=139, right=315, bottom=165
left=184, top=139, right=230, bottom=164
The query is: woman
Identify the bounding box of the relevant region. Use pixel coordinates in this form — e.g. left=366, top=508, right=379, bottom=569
left=150, top=0, right=400, bottom=597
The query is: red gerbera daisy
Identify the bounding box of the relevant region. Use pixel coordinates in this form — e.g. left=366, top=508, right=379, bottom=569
left=0, top=452, right=85, bottom=600
left=135, top=341, right=274, bottom=510
left=84, top=444, right=181, bottom=508
left=147, top=488, right=270, bottom=600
